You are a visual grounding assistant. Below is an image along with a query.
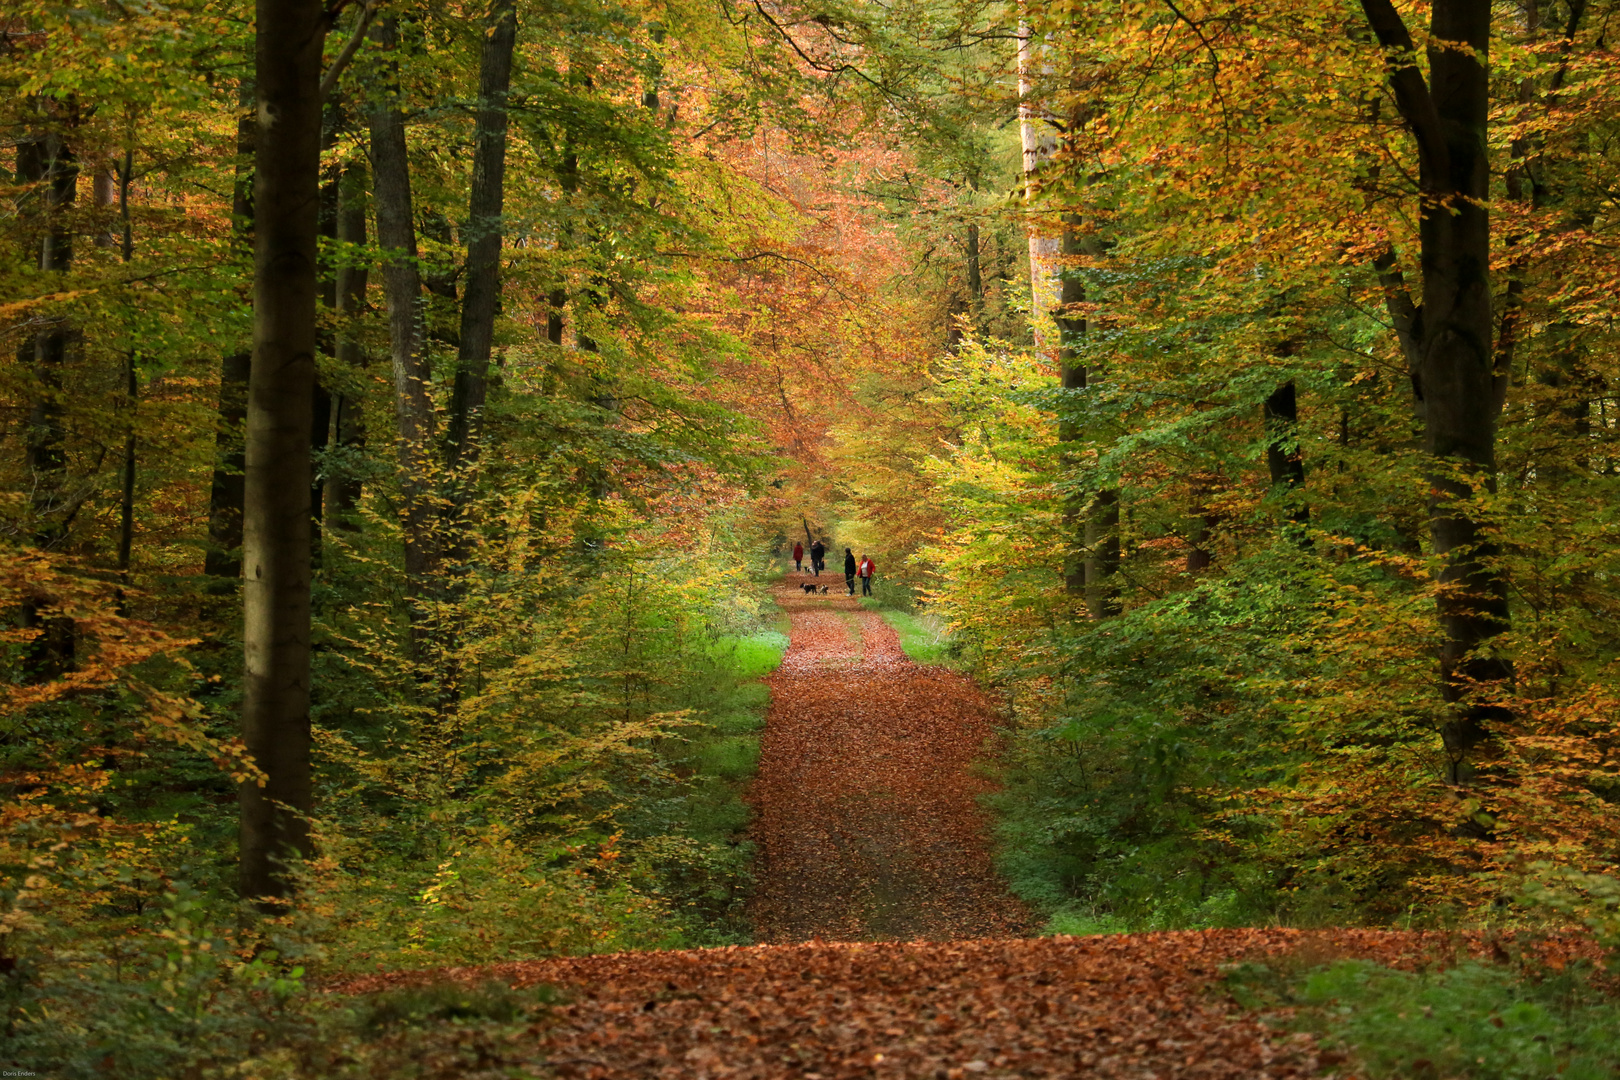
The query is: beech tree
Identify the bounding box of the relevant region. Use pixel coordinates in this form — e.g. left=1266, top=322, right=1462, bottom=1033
left=239, top=0, right=326, bottom=901
left=1358, top=0, right=1509, bottom=780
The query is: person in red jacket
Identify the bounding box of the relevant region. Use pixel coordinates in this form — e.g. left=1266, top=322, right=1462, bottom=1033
left=858, top=554, right=876, bottom=596
left=792, top=541, right=804, bottom=572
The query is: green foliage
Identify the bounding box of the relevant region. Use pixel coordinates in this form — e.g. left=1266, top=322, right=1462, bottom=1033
left=358, top=981, right=558, bottom=1035
left=877, top=609, right=955, bottom=667
left=1, top=885, right=320, bottom=1080
left=1522, top=866, right=1620, bottom=966
left=1226, top=958, right=1620, bottom=1080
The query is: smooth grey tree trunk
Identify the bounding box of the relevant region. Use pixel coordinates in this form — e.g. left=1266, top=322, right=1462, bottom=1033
left=240, top=0, right=324, bottom=902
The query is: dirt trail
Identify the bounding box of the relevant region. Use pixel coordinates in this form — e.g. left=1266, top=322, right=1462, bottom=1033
left=748, top=572, right=1030, bottom=943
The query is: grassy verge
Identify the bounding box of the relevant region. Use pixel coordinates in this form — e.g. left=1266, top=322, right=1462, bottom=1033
left=658, top=621, right=789, bottom=938
left=1224, top=956, right=1620, bottom=1080
left=867, top=606, right=955, bottom=667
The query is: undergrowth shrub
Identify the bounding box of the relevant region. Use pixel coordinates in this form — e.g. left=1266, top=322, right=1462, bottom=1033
left=1226, top=957, right=1620, bottom=1080
left=0, top=518, right=787, bottom=1075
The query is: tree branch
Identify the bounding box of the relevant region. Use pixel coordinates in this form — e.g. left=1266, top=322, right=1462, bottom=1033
left=319, top=0, right=378, bottom=103
left=1357, top=0, right=1447, bottom=183
left=1372, top=246, right=1424, bottom=403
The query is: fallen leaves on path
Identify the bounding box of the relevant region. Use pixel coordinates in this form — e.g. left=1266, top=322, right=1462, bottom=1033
left=322, top=578, right=1610, bottom=1079
left=329, top=927, right=1603, bottom=1079
left=749, top=575, right=1030, bottom=943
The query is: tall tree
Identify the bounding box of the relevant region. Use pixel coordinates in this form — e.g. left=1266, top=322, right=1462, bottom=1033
left=446, top=0, right=518, bottom=476
left=368, top=14, right=440, bottom=640
left=18, top=102, right=80, bottom=679
left=326, top=161, right=369, bottom=531
left=1359, top=0, right=1509, bottom=780
left=239, top=0, right=325, bottom=901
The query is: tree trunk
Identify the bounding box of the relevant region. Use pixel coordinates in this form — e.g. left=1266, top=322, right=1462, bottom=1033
left=1018, top=19, right=1061, bottom=346
left=115, top=156, right=137, bottom=592
left=1056, top=221, right=1087, bottom=598
left=965, top=221, right=983, bottom=323
left=240, top=0, right=324, bottom=902
left=446, top=0, right=517, bottom=475
left=368, top=14, right=440, bottom=610
left=326, top=162, right=369, bottom=531
left=1359, top=0, right=1509, bottom=780
left=1263, top=379, right=1309, bottom=526
left=1056, top=213, right=1119, bottom=616
left=23, top=130, right=77, bottom=550
left=19, top=117, right=79, bottom=681
left=112, top=152, right=136, bottom=598
left=118, top=350, right=137, bottom=585
left=206, top=111, right=257, bottom=584
left=1186, top=483, right=1218, bottom=572
left=310, top=167, right=337, bottom=565
left=546, top=287, right=566, bottom=345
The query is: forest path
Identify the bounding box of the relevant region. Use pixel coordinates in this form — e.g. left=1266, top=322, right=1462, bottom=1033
left=328, top=575, right=1359, bottom=1077
left=747, top=570, right=1030, bottom=943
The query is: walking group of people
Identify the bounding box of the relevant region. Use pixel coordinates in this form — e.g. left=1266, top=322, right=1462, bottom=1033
left=792, top=538, right=876, bottom=597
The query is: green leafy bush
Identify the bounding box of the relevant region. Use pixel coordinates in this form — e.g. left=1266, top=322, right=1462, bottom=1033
left=1228, top=958, right=1620, bottom=1080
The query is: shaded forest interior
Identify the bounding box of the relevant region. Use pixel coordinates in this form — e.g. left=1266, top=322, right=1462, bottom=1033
left=2, top=0, right=1620, bottom=1074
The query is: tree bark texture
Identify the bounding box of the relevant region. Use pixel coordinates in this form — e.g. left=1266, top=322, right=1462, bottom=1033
left=368, top=15, right=440, bottom=595
left=240, top=0, right=324, bottom=901
left=1359, top=0, right=1510, bottom=777
left=1018, top=20, right=1061, bottom=345
left=447, top=0, right=517, bottom=475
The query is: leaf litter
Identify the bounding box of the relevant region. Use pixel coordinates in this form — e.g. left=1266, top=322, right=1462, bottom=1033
left=328, top=573, right=1606, bottom=1077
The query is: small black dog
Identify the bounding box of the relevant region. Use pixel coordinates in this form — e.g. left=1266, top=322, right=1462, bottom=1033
left=800, top=582, right=816, bottom=594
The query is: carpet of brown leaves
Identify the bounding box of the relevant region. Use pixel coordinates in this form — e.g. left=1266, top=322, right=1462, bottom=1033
left=330, top=929, right=1602, bottom=1078
left=748, top=574, right=1030, bottom=943
left=325, top=576, right=1606, bottom=1078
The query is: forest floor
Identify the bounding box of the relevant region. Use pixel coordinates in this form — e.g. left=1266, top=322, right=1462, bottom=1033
left=329, top=573, right=1583, bottom=1077
left=747, top=571, right=1030, bottom=944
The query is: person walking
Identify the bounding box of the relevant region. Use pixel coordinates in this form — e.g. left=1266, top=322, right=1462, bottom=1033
left=858, top=553, right=875, bottom=596
left=843, top=548, right=857, bottom=596
left=810, top=538, right=826, bottom=577
left=792, top=540, right=804, bottom=572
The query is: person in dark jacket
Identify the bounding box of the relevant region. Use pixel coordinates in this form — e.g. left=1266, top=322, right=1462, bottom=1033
left=843, top=548, right=857, bottom=596
left=810, top=538, right=826, bottom=576
left=792, top=541, right=804, bottom=572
